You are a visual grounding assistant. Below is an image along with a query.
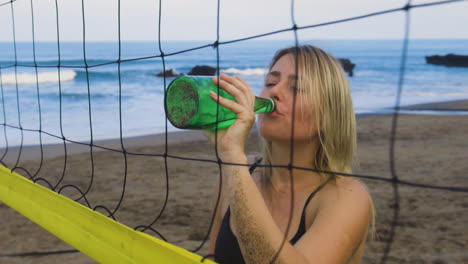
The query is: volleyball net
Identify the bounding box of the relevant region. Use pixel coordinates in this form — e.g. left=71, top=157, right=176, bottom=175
left=1, top=0, right=468, bottom=263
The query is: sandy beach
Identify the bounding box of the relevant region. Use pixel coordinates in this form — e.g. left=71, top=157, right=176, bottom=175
left=0, top=99, right=467, bottom=264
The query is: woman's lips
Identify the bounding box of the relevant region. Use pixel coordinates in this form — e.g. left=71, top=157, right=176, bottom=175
left=269, top=109, right=283, bottom=117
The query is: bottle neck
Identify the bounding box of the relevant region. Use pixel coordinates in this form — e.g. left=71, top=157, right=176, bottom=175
left=254, top=97, right=275, bottom=114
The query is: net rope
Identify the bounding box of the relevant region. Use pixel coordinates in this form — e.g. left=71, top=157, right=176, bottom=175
left=0, top=0, right=467, bottom=263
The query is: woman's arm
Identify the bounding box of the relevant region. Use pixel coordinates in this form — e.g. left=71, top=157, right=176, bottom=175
left=207, top=171, right=225, bottom=258
left=221, top=155, right=309, bottom=264
left=207, top=154, right=261, bottom=258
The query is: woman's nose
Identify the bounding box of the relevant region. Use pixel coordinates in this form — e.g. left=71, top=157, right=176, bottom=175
left=269, top=84, right=282, bottom=102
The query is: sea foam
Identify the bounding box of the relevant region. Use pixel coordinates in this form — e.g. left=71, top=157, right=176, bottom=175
left=1, top=70, right=76, bottom=85
left=222, top=68, right=267, bottom=76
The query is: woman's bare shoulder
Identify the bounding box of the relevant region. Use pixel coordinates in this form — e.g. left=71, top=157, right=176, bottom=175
left=320, top=177, right=372, bottom=212
left=294, top=177, right=372, bottom=263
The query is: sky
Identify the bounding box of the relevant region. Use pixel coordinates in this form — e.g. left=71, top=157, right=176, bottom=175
left=0, top=0, right=467, bottom=42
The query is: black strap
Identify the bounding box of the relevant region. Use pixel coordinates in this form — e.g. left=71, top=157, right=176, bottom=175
left=303, top=177, right=333, bottom=210
left=248, top=157, right=263, bottom=174
left=290, top=176, right=334, bottom=244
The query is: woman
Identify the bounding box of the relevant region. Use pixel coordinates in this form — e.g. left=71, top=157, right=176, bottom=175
left=207, top=45, right=374, bottom=264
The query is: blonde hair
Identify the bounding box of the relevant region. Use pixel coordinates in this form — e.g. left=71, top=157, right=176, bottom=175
left=259, top=44, right=375, bottom=238
left=261, top=45, right=355, bottom=180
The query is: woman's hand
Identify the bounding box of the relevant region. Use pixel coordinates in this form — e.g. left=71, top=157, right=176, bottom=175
left=205, top=73, right=256, bottom=161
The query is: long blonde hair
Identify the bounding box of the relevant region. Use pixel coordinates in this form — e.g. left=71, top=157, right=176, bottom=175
left=259, top=45, right=375, bottom=237
left=261, top=45, right=356, bottom=181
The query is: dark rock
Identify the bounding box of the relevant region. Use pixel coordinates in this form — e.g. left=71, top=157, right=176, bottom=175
left=426, top=54, right=468, bottom=67
left=188, top=65, right=217, bottom=76
left=338, top=58, right=355, bottom=77
left=156, top=69, right=182, bottom=77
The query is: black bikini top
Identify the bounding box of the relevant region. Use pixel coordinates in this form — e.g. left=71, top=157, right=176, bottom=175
left=214, top=158, right=332, bottom=264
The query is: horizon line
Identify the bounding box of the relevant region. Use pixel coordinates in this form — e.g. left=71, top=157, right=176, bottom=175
left=1, top=38, right=468, bottom=43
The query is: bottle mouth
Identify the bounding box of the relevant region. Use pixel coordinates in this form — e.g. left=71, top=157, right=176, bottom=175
left=267, top=97, right=276, bottom=112
left=165, top=77, right=198, bottom=128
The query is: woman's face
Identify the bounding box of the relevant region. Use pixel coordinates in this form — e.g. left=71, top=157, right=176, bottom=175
left=258, top=53, right=317, bottom=143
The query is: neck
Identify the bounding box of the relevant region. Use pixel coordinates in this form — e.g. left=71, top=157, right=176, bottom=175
left=268, top=138, right=322, bottom=193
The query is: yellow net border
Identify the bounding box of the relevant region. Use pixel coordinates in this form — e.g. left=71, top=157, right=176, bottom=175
left=0, top=165, right=216, bottom=264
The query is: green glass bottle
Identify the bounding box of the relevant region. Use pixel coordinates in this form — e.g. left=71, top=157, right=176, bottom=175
left=165, top=76, right=275, bottom=131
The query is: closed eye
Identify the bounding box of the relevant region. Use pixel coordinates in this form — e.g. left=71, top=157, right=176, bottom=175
left=289, top=83, right=303, bottom=93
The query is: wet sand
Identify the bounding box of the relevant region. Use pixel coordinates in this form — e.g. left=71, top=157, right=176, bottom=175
left=0, top=100, right=467, bottom=264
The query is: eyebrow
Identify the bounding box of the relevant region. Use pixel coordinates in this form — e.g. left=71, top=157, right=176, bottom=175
left=266, top=71, right=298, bottom=80
left=266, top=71, right=281, bottom=78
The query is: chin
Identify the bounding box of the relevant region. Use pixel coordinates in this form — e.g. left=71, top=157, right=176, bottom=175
left=257, top=120, right=273, bottom=141
left=258, top=121, right=315, bottom=144
left=258, top=122, right=290, bottom=142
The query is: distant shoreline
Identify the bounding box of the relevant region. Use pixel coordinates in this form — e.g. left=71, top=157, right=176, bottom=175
left=399, top=98, right=468, bottom=110
left=0, top=98, right=467, bottom=164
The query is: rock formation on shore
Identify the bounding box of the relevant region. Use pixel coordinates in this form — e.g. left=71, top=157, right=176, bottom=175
left=156, top=60, right=356, bottom=78
left=187, top=65, right=217, bottom=76
left=338, top=58, right=355, bottom=77
left=426, top=54, right=468, bottom=67
left=155, top=69, right=182, bottom=77
left=156, top=65, right=217, bottom=77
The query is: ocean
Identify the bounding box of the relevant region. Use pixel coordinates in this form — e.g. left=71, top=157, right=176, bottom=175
left=0, top=39, right=467, bottom=146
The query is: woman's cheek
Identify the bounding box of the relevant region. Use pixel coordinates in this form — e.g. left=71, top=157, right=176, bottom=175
left=257, top=114, right=265, bottom=128
left=257, top=115, right=271, bottom=137
left=259, top=88, right=268, bottom=98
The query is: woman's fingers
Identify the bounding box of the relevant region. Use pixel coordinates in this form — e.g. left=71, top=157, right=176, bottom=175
left=212, top=74, right=254, bottom=109
left=209, top=91, right=245, bottom=114
left=219, top=74, right=249, bottom=93
left=213, top=78, right=243, bottom=100
left=235, top=76, right=250, bottom=91
left=208, top=74, right=256, bottom=154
